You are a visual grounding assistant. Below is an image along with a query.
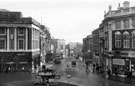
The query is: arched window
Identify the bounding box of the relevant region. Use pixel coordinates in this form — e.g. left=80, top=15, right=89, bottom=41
left=123, top=31, right=130, bottom=48
left=132, top=30, right=135, bottom=48
left=115, top=31, right=121, bottom=48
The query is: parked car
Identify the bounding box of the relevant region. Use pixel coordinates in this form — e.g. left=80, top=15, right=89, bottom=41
left=71, top=61, right=76, bottom=67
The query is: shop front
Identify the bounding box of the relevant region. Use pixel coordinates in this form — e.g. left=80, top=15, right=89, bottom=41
left=112, top=58, right=129, bottom=77
left=0, top=52, right=32, bottom=72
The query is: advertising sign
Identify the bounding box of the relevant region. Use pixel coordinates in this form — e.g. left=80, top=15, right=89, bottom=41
left=113, top=59, right=125, bottom=65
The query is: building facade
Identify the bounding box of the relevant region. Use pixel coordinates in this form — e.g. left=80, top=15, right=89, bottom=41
left=74, top=42, right=83, bottom=57
left=40, top=25, right=51, bottom=66
left=100, top=1, right=135, bottom=77
left=92, top=29, right=100, bottom=66
left=51, top=38, right=66, bottom=58
left=82, top=35, right=93, bottom=64
left=0, top=10, right=48, bottom=72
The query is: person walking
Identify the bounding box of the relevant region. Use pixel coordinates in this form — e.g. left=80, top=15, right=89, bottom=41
left=85, top=61, right=89, bottom=73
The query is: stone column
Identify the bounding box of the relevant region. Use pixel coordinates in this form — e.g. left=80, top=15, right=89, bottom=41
left=14, top=27, right=17, bottom=50
left=7, top=27, right=9, bottom=50
left=129, top=18, right=132, bottom=29
left=25, top=28, right=28, bottom=50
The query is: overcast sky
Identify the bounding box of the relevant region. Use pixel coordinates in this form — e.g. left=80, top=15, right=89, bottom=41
left=0, top=0, right=135, bottom=43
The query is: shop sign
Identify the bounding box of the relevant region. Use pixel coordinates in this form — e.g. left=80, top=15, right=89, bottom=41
left=128, top=52, right=135, bottom=57
left=113, top=59, right=125, bottom=65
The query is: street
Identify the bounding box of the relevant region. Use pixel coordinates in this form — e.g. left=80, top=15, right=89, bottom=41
left=53, top=57, right=135, bottom=86
left=0, top=57, right=135, bottom=86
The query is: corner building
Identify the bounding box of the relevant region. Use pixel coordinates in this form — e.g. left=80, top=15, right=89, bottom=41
left=0, top=10, right=41, bottom=72
left=102, top=1, right=135, bottom=77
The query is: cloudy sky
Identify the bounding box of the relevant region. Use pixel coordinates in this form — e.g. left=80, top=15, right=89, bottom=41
left=0, top=0, right=135, bottom=43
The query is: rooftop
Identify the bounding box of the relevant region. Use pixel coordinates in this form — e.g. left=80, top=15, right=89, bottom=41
left=104, top=1, right=135, bottom=18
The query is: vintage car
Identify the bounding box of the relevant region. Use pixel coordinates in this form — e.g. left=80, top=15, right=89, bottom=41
left=71, top=61, right=76, bottom=67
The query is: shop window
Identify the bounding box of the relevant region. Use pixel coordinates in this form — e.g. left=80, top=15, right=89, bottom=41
left=123, top=31, right=130, bottom=48
left=0, top=38, right=6, bottom=49
left=115, top=31, right=121, bottom=48
left=132, top=31, right=135, bottom=48
left=18, top=39, right=24, bottom=50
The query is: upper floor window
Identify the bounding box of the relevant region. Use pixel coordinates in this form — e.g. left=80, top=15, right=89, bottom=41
left=0, top=27, right=6, bottom=35
left=0, top=38, right=6, bottom=49
left=115, top=20, right=121, bottom=29
left=18, top=28, right=24, bottom=35
left=132, top=18, right=135, bottom=27
left=18, top=39, right=24, bottom=50
left=123, top=31, right=130, bottom=48
left=123, top=19, right=129, bottom=28
left=132, top=31, right=135, bottom=48
left=115, top=31, right=121, bottom=48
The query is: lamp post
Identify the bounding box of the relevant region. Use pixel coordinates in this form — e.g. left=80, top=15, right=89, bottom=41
left=66, top=75, right=71, bottom=86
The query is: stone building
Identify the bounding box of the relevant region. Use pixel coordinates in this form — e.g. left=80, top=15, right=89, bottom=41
left=82, top=35, right=93, bottom=64
left=0, top=10, right=49, bottom=72
left=100, top=1, right=135, bottom=77
left=92, top=29, right=100, bottom=66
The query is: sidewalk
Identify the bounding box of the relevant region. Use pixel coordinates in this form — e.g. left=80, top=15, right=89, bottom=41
left=102, top=73, right=135, bottom=84
left=76, top=60, right=135, bottom=85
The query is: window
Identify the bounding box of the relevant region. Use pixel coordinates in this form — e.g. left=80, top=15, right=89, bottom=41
left=0, top=27, right=6, bottom=35
left=105, top=32, right=109, bottom=49
left=132, top=18, right=135, bottom=27
left=123, top=31, right=130, bottom=48
left=132, top=31, right=135, bottom=48
left=0, top=39, right=6, bottom=49
left=115, top=20, right=121, bottom=29
left=115, top=31, right=121, bottom=48
left=18, top=28, right=24, bottom=35
left=18, top=39, right=24, bottom=50
left=123, top=19, right=129, bottom=28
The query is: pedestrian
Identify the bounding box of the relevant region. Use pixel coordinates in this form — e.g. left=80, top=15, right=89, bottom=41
left=5, top=67, right=8, bottom=73
left=107, top=69, right=111, bottom=75
left=67, top=64, right=70, bottom=69
left=93, top=64, right=95, bottom=73
left=114, top=68, right=118, bottom=76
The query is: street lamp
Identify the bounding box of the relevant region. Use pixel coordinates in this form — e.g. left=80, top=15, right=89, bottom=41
left=66, top=75, right=71, bottom=86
